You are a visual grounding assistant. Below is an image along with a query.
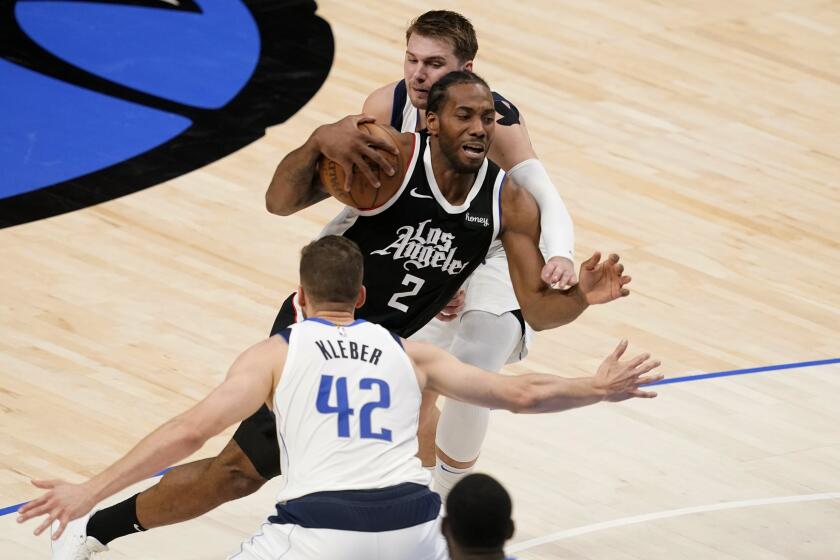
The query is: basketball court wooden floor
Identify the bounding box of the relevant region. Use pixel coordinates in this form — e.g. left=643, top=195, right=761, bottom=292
left=2, top=1, right=839, bottom=558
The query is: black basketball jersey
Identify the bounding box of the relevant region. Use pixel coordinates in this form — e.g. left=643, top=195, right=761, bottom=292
left=322, top=131, right=504, bottom=337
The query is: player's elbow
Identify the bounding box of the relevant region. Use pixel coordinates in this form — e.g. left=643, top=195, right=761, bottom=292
left=520, top=301, right=579, bottom=332
left=519, top=305, right=551, bottom=332
left=265, top=191, right=293, bottom=216
left=171, top=419, right=209, bottom=453
left=506, top=382, right=540, bottom=413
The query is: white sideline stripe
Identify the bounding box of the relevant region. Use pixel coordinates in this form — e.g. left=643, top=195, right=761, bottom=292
left=507, top=492, right=840, bottom=553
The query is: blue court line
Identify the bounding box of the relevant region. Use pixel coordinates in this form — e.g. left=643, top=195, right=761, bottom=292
left=3, top=359, right=838, bottom=518
left=0, top=502, right=26, bottom=517
left=647, top=358, right=840, bottom=386
left=1, top=468, right=172, bottom=518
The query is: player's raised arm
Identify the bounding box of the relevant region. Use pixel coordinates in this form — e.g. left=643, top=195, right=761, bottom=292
left=17, top=337, right=286, bottom=540
left=498, top=180, right=631, bottom=331
left=265, top=127, right=330, bottom=216
left=266, top=115, right=400, bottom=215
left=487, top=97, right=577, bottom=288
left=407, top=338, right=662, bottom=414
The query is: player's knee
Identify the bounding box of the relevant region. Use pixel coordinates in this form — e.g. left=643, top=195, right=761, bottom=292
left=437, top=401, right=490, bottom=463
left=210, top=447, right=267, bottom=500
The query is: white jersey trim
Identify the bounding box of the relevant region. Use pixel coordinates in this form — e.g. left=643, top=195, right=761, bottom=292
left=353, top=132, right=421, bottom=218
left=401, top=89, right=419, bottom=132
left=422, top=137, right=489, bottom=215
left=318, top=131, right=421, bottom=233
left=491, top=171, right=505, bottom=244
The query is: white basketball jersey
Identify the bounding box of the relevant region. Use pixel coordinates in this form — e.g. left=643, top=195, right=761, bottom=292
left=273, top=318, right=430, bottom=502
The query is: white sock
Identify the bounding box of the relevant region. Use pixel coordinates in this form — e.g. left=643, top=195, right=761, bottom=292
left=431, top=458, right=473, bottom=502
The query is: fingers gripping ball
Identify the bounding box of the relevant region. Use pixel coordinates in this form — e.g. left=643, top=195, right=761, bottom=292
left=319, top=123, right=406, bottom=209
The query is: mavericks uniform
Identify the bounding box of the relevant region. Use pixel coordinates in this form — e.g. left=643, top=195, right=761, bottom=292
left=236, top=129, right=505, bottom=480
left=229, top=318, right=447, bottom=560
left=390, top=79, right=533, bottom=363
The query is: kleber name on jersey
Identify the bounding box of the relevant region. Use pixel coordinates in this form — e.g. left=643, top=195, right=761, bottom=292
left=371, top=219, right=466, bottom=275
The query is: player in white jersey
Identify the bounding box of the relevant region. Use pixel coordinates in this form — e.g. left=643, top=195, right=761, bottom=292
left=18, top=236, right=663, bottom=559
left=326, top=10, right=580, bottom=498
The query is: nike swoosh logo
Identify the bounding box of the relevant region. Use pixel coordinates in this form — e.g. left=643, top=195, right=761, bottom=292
left=438, top=463, right=462, bottom=474
left=409, top=187, right=433, bottom=199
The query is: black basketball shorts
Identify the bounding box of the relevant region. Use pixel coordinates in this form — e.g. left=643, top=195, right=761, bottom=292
left=232, top=293, right=297, bottom=480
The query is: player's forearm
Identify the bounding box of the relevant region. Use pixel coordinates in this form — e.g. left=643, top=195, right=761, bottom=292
left=513, top=373, right=604, bottom=413
left=506, top=159, right=575, bottom=261
left=82, top=417, right=206, bottom=505
left=265, top=132, right=327, bottom=216
left=520, top=284, right=589, bottom=331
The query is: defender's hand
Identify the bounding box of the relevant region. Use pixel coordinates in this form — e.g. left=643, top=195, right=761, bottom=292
left=594, top=339, right=663, bottom=402
left=312, top=114, right=399, bottom=190
left=436, top=289, right=465, bottom=322
left=577, top=252, right=631, bottom=304
left=16, top=479, right=96, bottom=539
left=541, top=256, right=577, bottom=289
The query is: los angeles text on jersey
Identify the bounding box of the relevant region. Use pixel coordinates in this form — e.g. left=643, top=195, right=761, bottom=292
left=314, top=337, right=383, bottom=365
left=371, top=219, right=467, bottom=275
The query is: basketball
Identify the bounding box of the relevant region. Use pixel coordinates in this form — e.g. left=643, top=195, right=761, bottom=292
left=318, top=123, right=406, bottom=209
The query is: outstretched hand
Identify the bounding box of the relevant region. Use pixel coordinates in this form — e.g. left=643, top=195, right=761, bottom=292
left=16, top=479, right=96, bottom=540
left=313, top=114, right=400, bottom=190
left=594, top=339, right=663, bottom=401
left=577, top=252, right=631, bottom=304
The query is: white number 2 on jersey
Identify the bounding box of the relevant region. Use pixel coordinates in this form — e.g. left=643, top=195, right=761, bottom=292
left=387, top=274, right=425, bottom=313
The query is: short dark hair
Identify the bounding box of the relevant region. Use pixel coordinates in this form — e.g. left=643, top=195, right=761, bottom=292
left=446, top=473, right=513, bottom=550
left=406, top=10, right=478, bottom=63
left=299, top=236, right=363, bottom=306
left=426, top=71, right=490, bottom=115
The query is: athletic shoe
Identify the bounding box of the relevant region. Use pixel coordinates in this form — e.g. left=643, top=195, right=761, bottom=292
left=51, top=511, right=108, bottom=559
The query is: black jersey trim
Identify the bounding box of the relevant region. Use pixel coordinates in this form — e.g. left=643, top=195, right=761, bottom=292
left=492, top=91, right=521, bottom=126
left=390, top=80, right=407, bottom=130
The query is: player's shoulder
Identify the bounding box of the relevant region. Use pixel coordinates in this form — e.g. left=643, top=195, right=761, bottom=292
left=363, top=80, right=402, bottom=122
left=373, top=121, right=417, bottom=160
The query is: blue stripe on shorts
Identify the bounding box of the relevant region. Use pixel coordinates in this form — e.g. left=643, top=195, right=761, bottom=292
left=269, top=483, right=440, bottom=532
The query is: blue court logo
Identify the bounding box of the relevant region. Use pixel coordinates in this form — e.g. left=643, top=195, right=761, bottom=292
left=0, top=0, right=334, bottom=228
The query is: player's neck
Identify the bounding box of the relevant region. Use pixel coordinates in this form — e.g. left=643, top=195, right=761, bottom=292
left=307, top=310, right=357, bottom=326
left=429, top=139, right=476, bottom=206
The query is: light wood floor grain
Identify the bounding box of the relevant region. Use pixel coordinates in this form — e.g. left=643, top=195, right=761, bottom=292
left=2, top=1, right=839, bottom=558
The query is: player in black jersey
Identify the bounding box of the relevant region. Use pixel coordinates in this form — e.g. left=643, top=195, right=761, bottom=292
left=332, top=11, right=584, bottom=499
left=69, top=72, right=631, bottom=555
